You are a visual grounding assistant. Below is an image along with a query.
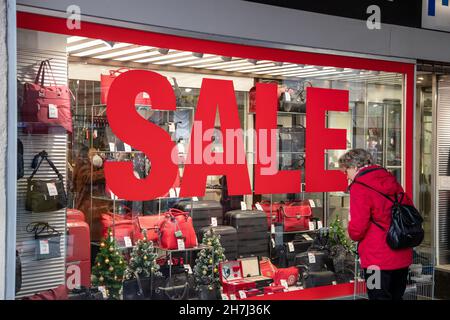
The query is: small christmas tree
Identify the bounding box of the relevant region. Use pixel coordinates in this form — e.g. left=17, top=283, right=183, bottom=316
left=329, top=214, right=356, bottom=254
left=91, top=228, right=126, bottom=299
left=124, top=230, right=161, bottom=280
left=193, top=228, right=226, bottom=291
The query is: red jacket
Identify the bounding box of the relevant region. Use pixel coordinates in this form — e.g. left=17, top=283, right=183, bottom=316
left=348, top=165, right=413, bottom=270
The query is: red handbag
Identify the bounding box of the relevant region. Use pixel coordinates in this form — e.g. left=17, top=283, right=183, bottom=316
left=100, top=212, right=133, bottom=244
left=259, top=258, right=298, bottom=287
left=256, top=201, right=281, bottom=229
left=101, top=68, right=152, bottom=105
left=133, top=215, right=165, bottom=242
left=280, top=200, right=312, bottom=232
left=158, top=209, right=198, bottom=250
left=22, top=284, right=68, bottom=300
left=21, top=60, right=73, bottom=133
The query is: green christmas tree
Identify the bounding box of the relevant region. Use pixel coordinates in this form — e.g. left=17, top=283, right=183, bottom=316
left=124, top=230, right=161, bottom=280
left=193, top=228, right=226, bottom=290
left=329, top=214, right=356, bottom=254
left=91, top=228, right=126, bottom=299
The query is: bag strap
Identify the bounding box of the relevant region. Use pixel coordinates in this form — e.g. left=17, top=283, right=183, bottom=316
left=29, top=151, right=64, bottom=182
left=43, top=60, right=58, bottom=88
left=26, top=222, right=61, bottom=237
left=34, top=60, right=47, bottom=85
left=133, top=272, right=145, bottom=297
left=352, top=180, right=396, bottom=204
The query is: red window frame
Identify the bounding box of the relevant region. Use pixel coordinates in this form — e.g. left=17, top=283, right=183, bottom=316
left=17, top=11, right=415, bottom=197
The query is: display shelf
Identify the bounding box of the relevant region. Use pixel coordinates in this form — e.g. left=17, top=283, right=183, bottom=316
left=91, top=195, right=126, bottom=202
left=154, top=244, right=212, bottom=253
left=277, top=111, right=306, bottom=116
left=268, top=229, right=319, bottom=235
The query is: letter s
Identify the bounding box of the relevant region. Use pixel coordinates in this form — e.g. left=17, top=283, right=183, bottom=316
left=105, top=70, right=178, bottom=200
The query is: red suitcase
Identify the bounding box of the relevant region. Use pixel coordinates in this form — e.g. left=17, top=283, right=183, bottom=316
left=67, top=220, right=90, bottom=263
left=66, top=260, right=91, bottom=289
left=67, top=208, right=86, bottom=222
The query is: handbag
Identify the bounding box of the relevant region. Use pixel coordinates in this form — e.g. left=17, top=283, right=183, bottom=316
left=133, top=215, right=165, bottom=243
left=260, top=257, right=298, bottom=287
left=122, top=272, right=153, bottom=300
left=26, top=151, right=67, bottom=213
left=101, top=68, right=152, bottom=105
left=280, top=200, right=312, bottom=232
left=256, top=201, right=281, bottom=229
left=158, top=209, right=198, bottom=250
left=26, top=222, right=62, bottom=260
left=21, top=59, right=73, bottom=133
left=22, top=284, right=68, bottom=300
left=153, top=271, right=195, bottom=300
left=100, top=211, right=133, bottom=245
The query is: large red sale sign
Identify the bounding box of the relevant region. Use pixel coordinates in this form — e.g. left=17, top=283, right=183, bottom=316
left=104, top=70, right=349, bottom=201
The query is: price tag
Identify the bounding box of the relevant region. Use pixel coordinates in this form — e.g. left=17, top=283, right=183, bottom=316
left=229, top=294, right=237, bottom=300
left=98, top=286, right=108, bottom=299
left=109, top=143, right=116, bottom=152
left=169, top=188, right=176, bottom=198
left=168, top=122, right=176, bottom=133
left=317, top=221, right=323, bottom=229
left=332, top=281, right=337, bottom=285
left=240, top=201, right=247, bottom=211
left=285, top=92, right=291, bottom=102
left=299, top=286, right=304, bottom=290
left=211, top=217, right=218, bottom=227
left=221, top=294, right=229, bottom=300
left=255, top=203, right=263, bottom=211
left=288, top=242, right=295, bottom=252
left=39, top=240, right=50, bottom=255
left=124, top=143, right=132, bottom=152
left=177, top=239, right=185, bottom=250
left=271, top=224, right=276, bottom=234
left=308, top=253, right=316, bottom=264
left=177, top=143, right=185, bottom=154
left=280, top=279, right=289, bottom=289
left=184, top=264, right=193, bottom=274
left=308, top=199, right=316, bottom=208
left=309, top=222, right=315, bottom=231
left=175, top=187, right=181, bottom=197
left=271, top=238, right=276, bottom=248
left=142, top=92, right=150, bottom=99
left=239, top=291, right=247, bottom=299
left=46, top=183, right=58, bottom=196
left=193, top=197, right=199, bottom=201
left=48, top=104, right=58, bottom=119
left=124, top=236, right=132, bottom=248
left=302, top=234, right=313, bottom=241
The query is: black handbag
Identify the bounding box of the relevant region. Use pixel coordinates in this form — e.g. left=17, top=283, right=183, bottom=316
left=26, top=151, right=67, bottom=213
left=122, top=272, right=159, bottom=300
left=69, top=287, right=104, bottom=300
left=153, top=270, right=196, bottom=300
left=26, top=222, right=62, bottom=260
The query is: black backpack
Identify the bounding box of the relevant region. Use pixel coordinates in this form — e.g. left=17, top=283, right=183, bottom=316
left=352, top=168, right=424, bottom=250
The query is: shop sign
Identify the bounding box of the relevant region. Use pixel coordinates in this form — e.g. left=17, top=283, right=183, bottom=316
left=104, top=70, right=349, bottom=200
left=422, top=0, right=450, bottom=32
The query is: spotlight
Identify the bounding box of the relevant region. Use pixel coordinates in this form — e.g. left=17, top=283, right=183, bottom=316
left=158, top=48, right=170, bottom=55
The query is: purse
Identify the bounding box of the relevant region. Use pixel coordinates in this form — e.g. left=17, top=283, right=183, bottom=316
left=133, top=215, right=165, bottom=243
left=280, top=200, right=312, bottom=232
left=158, top=209, right=198, bottom=250
left=22, top=284, right=68, bottom=300
left=100, top=211, right=133, bottom=245
left=26, top=222, right=62, bottom=260
left=21, top=59, right=73, bottom=133
left=26, top=151, right=67, bottom=213
left=101, top=68, right=152, bottom=105
left=256, top=201, right=281, bottom=229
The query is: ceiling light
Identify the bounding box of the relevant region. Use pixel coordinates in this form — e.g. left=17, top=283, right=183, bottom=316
left=418, top=76, right=424, bottom=81
left=158, top=48, right=170, bottom=55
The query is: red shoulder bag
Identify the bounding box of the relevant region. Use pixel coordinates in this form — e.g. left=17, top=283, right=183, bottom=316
left=280, top=200, right=312, bottom=232
left=158, top=209, right=198, bottom=250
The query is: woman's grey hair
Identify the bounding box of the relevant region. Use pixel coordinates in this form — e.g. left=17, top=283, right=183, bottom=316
left=338, top=148, right=373, bottom=169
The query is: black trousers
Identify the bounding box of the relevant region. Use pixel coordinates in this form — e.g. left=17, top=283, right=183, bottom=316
left=363, top=268, right=409, bottom=300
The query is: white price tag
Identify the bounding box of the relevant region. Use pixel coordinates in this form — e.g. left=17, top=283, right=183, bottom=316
left=177, top=143, right=186, bottom=154
left=98, top=286, right=108, bottom=299
left=124, top=143, right=132, bottom=152
left=221, top=294, right=229, bottom=300
left=240, top=201, right=247, bottom=211
left=124, top=236, right=132, bottom=248
left=239, top=291, right=247, bottom=299
left=109, top=143, right=116, bottom=152
left=332, top=281, right=337, bottom=285
left=317, top=221, right=323, bottom=229
left=308, top=253, right=316, bottom=264
left=168, top=122, right=176, bottom=133
left=255, top=203, right=264, bottom=211
left=271, top=238, right=276, bottom=248
left=288, top=242, right=295, bottom=252
left=309, top=222, right=315, bottom=231
left=46, top=183, right=58, bottom=196
left=211, top=217, right=218, bottom=227
left=271, top=224, right=276, bottom=234
left=39, top=240, right=50, bottom=255
left=48, top=104, right=58, bottom=119
left=308, top=199, right=316, bottom=208
left=169, top=188, right=176, bottom=198
left=177, top=239, right=186, bottom=250
left=193, top=197, right=199, bottom=201
left=229, top=294, right=237, bottom=300
left=184, top=264, right=193, bottom=274
left=302, top=234, right=313, bottom=241
left=285, top=92, right=291, bottom=102
left=280, top=279, right=289, bottom=289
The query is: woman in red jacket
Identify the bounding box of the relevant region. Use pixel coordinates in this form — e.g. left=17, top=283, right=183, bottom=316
left=339, top=149, right=412, bottom=300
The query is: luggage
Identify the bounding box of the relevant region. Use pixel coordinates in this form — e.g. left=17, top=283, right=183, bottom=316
left=174, top=200, right=223, bottom=232
left=198, top=225, right=238, bottom=260
left=295, top=250, right=332, bottom=272
left=279, top=92, right=306, bottom=113
left=275, top=238, right=313, bottom=267
left=220, top=176, right=243, bottom=214
left=302, top=271, right=336, bottom=288
left=66, top=220, right=90, bottom=263
left=66, top=260, right=91, bottom=289
left=280, top=200, right=312, bottom=232
left=224, top=210, right=269, bottom=258
left=21, top=59, right=73, bottom=133
left=67, top=208, right=86, bottom=222
left=158, top=209, right=198, bottom=250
